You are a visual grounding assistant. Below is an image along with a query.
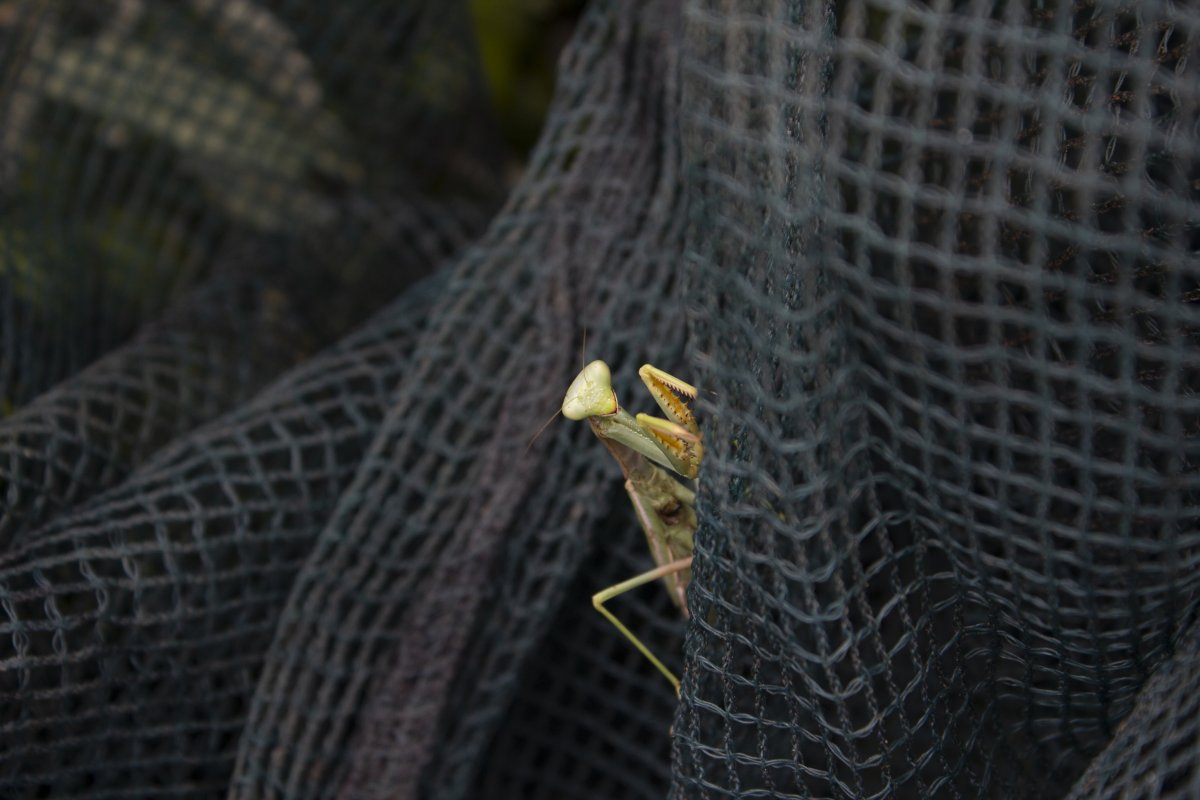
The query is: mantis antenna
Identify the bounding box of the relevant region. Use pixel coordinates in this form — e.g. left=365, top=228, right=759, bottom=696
left=525, top=329, right=589, bottom=452
left=525, top=408, right=562, bottom=452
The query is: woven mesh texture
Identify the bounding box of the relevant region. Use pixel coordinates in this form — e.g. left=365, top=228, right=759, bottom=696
left=0, top=0, right=497, bottom=407
left=673, top=0, right=1200, bottom=796
left=1066, top=618, right=1200, bottom=799
left=1, top=0, right=1199, bottom=798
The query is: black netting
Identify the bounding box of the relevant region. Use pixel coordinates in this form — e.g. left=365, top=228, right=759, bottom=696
left=0, top=0, right=498, bottom=407
left=1, top=0, right=1199, bottom=798
left=1066, top=617, right=1200, bottom=799
left=673, top=0, right=1200, bottom=796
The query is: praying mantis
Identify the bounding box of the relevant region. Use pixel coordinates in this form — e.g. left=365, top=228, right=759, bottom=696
left=561, top=360, right=702, bottom=692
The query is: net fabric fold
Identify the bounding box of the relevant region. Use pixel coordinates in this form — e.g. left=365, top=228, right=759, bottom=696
left=1065, top=616, right=1200, bottom=800
left=233, top=0, right=688, bottom=796
left=674, top=0, right=1200, bottom=797
left=0, top=272, right=445, bottom=794
left=0, top=0, right=501, bottom=566
left=0, top=193, right=489, bottom=552
left=0, top=0, right=502, bottom=795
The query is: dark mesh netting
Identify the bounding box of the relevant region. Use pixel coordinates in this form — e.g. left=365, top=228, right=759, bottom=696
left=0, top=0, right=1198, bottom=798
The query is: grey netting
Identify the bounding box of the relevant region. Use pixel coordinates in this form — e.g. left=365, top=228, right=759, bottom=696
left=1, top=0, right=1199, bottom=798
left=1066, top=617, right=1200, bottom=799
left=0, top=0, right=498, bottom=545
left=0, top=270, right=446, bottom=793
left=673, top=0, right=1200, bottom=796
left=0, top=0, right=498, bottom=407
left=232, top=2, right=686, bottom=795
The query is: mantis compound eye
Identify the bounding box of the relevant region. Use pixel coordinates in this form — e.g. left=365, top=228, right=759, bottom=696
left=562, top=359, right=619, bottom=420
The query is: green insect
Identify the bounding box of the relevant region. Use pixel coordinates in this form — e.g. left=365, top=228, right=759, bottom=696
left=562, top=360, right=702, bottom=691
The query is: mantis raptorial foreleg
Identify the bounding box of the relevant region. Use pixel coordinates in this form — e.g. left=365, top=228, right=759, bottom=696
left=562, top=360, right=703, bottom=692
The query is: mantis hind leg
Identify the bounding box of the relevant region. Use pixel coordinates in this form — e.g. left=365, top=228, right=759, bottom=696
left=592, top=556, right=694, bottom=693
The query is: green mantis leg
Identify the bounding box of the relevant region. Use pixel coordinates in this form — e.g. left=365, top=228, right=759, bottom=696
left=592, top=555, right=693, bottom=693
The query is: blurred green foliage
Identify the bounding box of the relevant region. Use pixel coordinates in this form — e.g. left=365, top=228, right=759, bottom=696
left=470, top=0, right=584, bottom=157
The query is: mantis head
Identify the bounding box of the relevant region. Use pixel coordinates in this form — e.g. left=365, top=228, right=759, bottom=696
left=562, top=359, right=702, bottom=480
left=562, top=359, right=618, bottom=420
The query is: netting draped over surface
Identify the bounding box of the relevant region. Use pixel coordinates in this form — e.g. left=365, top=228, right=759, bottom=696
left=676, top=0, right=1200, bottom=797
left=1, top=0, right=1199, bottom=799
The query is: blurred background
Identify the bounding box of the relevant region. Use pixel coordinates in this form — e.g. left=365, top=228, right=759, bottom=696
left=0, top=0, right=582, bottom=415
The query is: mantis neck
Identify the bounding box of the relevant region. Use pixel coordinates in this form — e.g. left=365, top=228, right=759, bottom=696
left=589, top=408, right=680, bottom=477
